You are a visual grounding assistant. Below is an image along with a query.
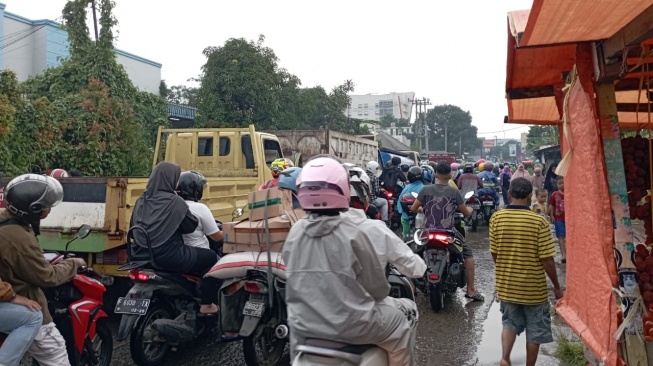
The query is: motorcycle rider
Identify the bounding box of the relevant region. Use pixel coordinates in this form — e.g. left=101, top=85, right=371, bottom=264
left=283, top=155, right=424, bottom=366
left=177, top=171, right=224, bottom=250
left=458, top=163, right=484, bottom=197
left=411, top=162, right=484, bottom=301
left=130, top=162, right=219, bottom=316
left=477, top=161, right=500, bottom=207
left=258, top=158, right=293, bottom=190
left=397, top=166, right=425, bottom=239
left=347, top=165, right=381, bottom=220
left=0, top=174, right=87, bottom=366
left=0, top=277, right=43, bottom=366
left=366, top=161, right=389, bottom=221
left=379, top=156, right=407, bottom=195
left=421, top=164, right=435, bottom=184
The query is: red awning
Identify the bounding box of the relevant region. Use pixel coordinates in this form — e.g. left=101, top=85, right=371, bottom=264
left=521, top=0, right=653, bottom=47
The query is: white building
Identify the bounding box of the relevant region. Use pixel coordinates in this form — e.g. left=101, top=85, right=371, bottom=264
left=361, top=122, right=413, bottom=147
left=348, top=92, right=415, bottom=122
left=0, top=3, right=162, bottom=94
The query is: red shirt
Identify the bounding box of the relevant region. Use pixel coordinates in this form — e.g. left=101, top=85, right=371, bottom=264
left=548, top=191, right=565, bottom=222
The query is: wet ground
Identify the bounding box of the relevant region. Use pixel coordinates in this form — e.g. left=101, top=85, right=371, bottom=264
left=110, top=226, right=570, bottom=366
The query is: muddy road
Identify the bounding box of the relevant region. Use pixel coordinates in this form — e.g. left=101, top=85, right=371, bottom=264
left=111, top=228, right=567, bottom=366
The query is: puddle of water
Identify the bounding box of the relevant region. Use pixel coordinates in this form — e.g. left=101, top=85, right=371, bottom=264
left=473, top=296, right=559, bottom=366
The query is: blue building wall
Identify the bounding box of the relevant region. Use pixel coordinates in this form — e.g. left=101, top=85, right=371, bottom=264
left=0, top=3, right=5, bottom=70
left=45, top=23, right=69, bottom=68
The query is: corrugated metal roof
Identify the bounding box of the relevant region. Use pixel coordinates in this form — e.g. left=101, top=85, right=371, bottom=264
left=376, top=131, right=411, bottom=151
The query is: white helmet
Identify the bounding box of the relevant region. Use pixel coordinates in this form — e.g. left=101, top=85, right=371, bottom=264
left=366, top=161, right=381, bottom=178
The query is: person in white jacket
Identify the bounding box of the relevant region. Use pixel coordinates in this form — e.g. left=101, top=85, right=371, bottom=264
left=282, top=155, right=426, bottom=366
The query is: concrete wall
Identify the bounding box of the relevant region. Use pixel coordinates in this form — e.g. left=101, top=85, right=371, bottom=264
left=2, top=15, right=34, bottom=80
left=116, top=51, right=162, bottom=94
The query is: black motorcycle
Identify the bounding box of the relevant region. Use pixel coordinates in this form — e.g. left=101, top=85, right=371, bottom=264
left=115, top=226, right=217, bottom=366
left=409, top=214, right=467, bottom=312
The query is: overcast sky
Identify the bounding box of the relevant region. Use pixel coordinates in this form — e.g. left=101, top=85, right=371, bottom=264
left=4, top=0, right=534, bottom=138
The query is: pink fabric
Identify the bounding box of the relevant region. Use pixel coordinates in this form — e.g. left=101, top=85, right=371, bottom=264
left=555, top=44, right=619, bottom=366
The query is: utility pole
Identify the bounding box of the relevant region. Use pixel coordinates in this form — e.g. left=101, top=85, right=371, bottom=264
left=459, top=136, right=462, bottom=156
left=444, top=124, right=447, bottom=152
left=90, top=0, right=99, bottom=41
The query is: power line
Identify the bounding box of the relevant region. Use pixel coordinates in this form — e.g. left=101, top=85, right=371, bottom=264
left=476, top=125, right=533, bottom=135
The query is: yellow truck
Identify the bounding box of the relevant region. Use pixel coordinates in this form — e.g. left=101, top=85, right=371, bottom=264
left=0, top=125, right=284, bottom=281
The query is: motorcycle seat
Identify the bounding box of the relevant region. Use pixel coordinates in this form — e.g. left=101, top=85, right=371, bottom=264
left=206, top=251, right=286, bottom=280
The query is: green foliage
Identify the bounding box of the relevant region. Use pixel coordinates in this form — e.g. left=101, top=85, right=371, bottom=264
left=194, top=36, right=360, bottom=133
left=379, top=114, right=410, bottom=128
left=555, top=332, right=586, bottom=366
left=527, top=125, right=559, bottom=153
left=0, top=0, right=169, bottom=176
left=425, top=104, right=478, bottom=154
left=488, top=139, right=520, bottom=160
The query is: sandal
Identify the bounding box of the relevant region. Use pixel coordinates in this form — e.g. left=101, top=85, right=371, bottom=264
left=465, top=293, right=485, bottom=302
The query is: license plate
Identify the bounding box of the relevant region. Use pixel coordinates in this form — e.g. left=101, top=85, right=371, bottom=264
left=243, top=300, right=265, bottom=318
left=483, top=201, right=494, bottom=206
left=114, top=297, right=150, bottom=315
left=470, top=204, right=480, bottom=209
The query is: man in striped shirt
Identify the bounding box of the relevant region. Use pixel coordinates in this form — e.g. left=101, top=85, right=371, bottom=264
left=489, top=177, right=563, bottom=366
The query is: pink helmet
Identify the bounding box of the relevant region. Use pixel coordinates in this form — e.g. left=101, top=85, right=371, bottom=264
left=296, top=156, right=350, bottom=211
left=50, top=169, right=69, bottom=178
left=451, top=163, right=459, bottom=170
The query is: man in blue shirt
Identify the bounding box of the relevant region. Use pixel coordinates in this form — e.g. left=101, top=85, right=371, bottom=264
left=397, top=166, right=424, bottom=239
left=477, top=161, right=500, bottom=206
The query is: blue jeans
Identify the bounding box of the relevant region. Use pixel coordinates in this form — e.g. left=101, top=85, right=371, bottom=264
left=0, top=302, right=43, bottom=366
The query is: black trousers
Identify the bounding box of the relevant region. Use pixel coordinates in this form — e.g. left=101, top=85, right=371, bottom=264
left=187, top=247, right=222, bottom=305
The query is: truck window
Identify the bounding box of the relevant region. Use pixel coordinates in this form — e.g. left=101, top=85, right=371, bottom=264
left=241, top=135, right=255, bottom=169
left=198, top=137, right=213, bottom=156
left=198, top=137, right=230, bottom=156
left=219, top=137, right=231, bottom=156
left=263, top=139, right=282, bottom=165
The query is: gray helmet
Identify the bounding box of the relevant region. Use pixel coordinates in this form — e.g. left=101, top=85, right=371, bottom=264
left=4, top=174, right=63, bottom=223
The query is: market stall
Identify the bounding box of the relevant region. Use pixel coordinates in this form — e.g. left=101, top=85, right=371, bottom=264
left=506, top=2, right=653, bottom=364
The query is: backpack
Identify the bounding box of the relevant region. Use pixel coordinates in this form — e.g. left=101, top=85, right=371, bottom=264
left=380, top=167, right=400, bottom=191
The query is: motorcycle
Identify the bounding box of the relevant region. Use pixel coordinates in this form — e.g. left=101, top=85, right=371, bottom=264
left=463, top=192, right=481, bottom=232
left=206, top=250, right=288, bottom=366
left=116, top=226, right=217, bottom=366
left=42, top=224, right=114, bottom=366
left=290, top=265, right=415, bottom=366
left=480, top=193, right=497, bottom=225
left=410, top=216, right=467, bottom=312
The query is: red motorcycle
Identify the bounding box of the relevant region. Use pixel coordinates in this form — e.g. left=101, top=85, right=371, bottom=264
left=42, top=225, right=114, bottom=366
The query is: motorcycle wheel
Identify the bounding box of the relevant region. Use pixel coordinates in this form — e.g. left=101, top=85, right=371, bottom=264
left=81, top=321, right=113, bottom=366
left=243, top=323, right=288, bottom=366
left=129, top=303, right=173, bottom=366
left=429, top=283, right=445, bottom=312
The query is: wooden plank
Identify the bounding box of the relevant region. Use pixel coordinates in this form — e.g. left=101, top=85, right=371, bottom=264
left=617, top=103, right=653, bottom=112
left=507, top=86, right=555, bottom=99
left=602, top=4, right=653, bottom=60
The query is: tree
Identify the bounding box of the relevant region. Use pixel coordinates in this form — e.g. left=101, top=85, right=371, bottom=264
left=378, top=114, right=410, bottom=128
left=195, top=35, right=300, bottom=128
left=488, top=139, right=520, bottom=161
left=166, top=84, right=199, bottom=106
left=425, top=104, right=478, bottom=154
left=526, top=125, right=559, bottom=153
left=13, top=0, right=167, bottom=175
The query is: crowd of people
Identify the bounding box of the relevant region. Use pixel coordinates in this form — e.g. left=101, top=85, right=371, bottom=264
left=0, top=155, right=563, bottom=366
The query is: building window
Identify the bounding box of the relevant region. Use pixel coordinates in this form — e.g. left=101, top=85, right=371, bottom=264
left=379, top=100, right=393, bottom=117
left=364, top=103, right=368, bottom=108
left=364, top=111, right=368, bottom=115
left=358, top=111, right=362, bottom=115
left=358, top=104, right=363, bottom=109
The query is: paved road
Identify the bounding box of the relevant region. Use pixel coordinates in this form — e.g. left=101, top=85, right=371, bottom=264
left=111, top=227, right=567, bottom=366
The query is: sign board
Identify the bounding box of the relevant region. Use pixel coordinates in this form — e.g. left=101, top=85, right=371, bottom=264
left=509, top=144, right=517, bottom=157
left=482, top=140, right=496, bottom=148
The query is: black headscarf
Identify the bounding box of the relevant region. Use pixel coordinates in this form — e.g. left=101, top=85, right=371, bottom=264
left=544, top=163, right=559, bottom=192
left=131, top=162, right=189, bottom=248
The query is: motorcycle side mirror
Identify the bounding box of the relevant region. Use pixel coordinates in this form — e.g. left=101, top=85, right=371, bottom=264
left=76, top=224, right=92, bottom=240
left=411, top=192, right=419, bottom=198
left=464, top=191, right=474, bottom=200
left=232, top=208, right=244, bottom=219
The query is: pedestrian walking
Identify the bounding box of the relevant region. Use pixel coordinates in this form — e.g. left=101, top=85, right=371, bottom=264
left=543, top=163, right=559, bottom=198
left=489, top=177, right=563, bottom=366
left=512, top=164, right=531, bottom=179
left=530, top=165, right=545, bottom=192
left=499, top=165, right=512, bottom=206
left=548, top=176, right=566, bottom=263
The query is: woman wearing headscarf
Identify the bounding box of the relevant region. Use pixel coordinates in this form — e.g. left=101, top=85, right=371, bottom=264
left=130, top=162, right=220, bottom=315
left=544, top=163, right=559, bottom=197
left=499, top=165, right=512, bottom=206
left=512, top=164, right=531, bottom=179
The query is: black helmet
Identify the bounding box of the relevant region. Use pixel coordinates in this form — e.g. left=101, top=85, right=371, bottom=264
left=4, top=174, right=63, bottom=223
left=407, top=166, right=423, bottom=183
left=463, top=163, right=473, bottom=174
left=400, top=164, right=410, bottom=173
left=177, top=171, right=207, bottom=202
